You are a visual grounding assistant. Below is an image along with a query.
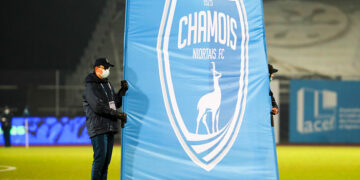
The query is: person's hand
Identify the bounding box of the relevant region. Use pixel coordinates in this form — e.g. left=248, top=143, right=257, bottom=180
left=115, top=111, right=127, bottom=128
left=111, top=110, right=126, bottom=120
left=272, top=107, right=279, bottom=115
left=117, top=111, right=127, bottom=121
left=119, top=112, right=127, bottom=128
left=121, top=80, right=128, bottom=91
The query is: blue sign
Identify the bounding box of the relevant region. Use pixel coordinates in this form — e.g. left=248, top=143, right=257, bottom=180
left=290, top=80, right=360, bottom=143
left=122, top=0, right=278, bottom=179
left=0, top=117, right=90, bottom=145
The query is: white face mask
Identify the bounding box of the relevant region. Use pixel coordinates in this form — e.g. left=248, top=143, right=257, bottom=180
left=101, top=68, right=110, bottom=79
left=4, top=109, right=10, bottom=114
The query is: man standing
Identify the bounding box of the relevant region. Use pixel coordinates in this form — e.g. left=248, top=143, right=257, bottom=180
left=83, top=58, right=128, bottom=180
left=269, top=64, right=279, bottom=127
left=1, top=106, right=13, bottom=147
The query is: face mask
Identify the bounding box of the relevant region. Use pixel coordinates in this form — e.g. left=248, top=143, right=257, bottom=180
left=270, top=77, right=273, bottom=82
left=101, top=68, right=110, bottom=79
left=4, top=109, right=9, bottom=114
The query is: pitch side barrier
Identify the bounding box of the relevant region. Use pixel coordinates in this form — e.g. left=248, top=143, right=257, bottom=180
left=290, top=80, right=360, bottom=144
left=0, top=117, right=90, bottom=145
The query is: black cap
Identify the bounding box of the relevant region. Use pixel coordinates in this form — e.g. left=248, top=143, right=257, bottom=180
left=268, top=64, right=278, bottom=74
left=93, top=58, right=114, bottom=68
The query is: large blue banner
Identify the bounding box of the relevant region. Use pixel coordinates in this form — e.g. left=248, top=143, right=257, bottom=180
left=290, top=80, right=360, bottom=143
left=122, top=0, right=278, bottom=179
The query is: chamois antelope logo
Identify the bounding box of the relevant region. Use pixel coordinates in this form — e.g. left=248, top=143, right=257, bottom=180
left=157, top=0, right=249, bottom=171
left=196, top=62, right=222, bottom=134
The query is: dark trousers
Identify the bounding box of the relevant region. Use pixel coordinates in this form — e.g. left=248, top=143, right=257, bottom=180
left=91, top=133, right=114, bottom=180
left=2, top=127, right=11, bottom=147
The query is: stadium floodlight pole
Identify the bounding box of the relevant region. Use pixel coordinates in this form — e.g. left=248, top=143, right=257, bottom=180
left=25, top=117, right=29, bottom=148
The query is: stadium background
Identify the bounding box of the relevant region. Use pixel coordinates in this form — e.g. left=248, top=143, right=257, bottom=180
left=0, top=0, right=359, bottom=179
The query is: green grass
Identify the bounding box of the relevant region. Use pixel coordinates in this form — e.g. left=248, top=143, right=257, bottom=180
left=0, top=146, right=359, bottom=179
left=277, top=146, right=360, bottom=180
left=0, top=146, right=120, bottom=180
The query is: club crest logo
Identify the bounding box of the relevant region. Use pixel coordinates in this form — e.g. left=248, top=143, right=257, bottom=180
left=157, top=0, right=249, bottom=171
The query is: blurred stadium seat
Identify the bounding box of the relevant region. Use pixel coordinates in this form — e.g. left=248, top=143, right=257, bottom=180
left=64, top=0, right=126, bottom=116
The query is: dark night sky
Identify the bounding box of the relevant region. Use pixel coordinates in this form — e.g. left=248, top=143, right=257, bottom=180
left=0, top=0, right=106, bottom=71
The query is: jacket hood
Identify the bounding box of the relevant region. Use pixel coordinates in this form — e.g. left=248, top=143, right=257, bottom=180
left=85, top=73, right=108, bottom=83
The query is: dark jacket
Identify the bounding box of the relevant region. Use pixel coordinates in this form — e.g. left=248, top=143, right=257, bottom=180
left=270, top=90, right=278, bottom=109
left=269, top=90, right=278, bottom=127
left=1, top=112, right=13, bottom=130
left=82, top=73, right=126, bottom=138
